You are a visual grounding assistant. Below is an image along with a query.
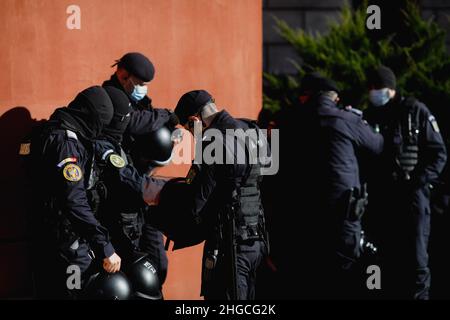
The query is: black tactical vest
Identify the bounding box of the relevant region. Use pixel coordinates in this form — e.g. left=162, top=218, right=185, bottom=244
left=234, top=163, right=264, bottom=240
left=233, top=119, right=267, bottom=241
left=394, top=97, right=420, bottom=181
left=94, top=145, right=143, bottom=243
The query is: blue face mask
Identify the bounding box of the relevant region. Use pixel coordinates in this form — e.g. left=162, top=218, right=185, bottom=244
left=130, top=84, right=148, bottom=102
left=369, top=88, right=390, bottom=107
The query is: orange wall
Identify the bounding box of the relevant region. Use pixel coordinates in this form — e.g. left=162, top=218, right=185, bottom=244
left=0, top=0, right=262, bottom=299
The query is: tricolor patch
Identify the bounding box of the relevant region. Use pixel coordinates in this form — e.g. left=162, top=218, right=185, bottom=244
left=57, top=157, right=78, bottom=168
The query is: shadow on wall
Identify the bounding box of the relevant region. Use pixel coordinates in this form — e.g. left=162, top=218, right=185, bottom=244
left=0, top=107, right=41, bottom=298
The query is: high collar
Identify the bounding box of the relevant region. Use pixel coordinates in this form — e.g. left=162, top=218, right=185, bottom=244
left=103, top=74, right=131, bottom=99
left=207, top=110, right=233, bottom=130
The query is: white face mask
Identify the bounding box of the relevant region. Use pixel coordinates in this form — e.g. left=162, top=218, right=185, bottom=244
left=130, top=84, right=148, bottom=102
left=369, top=88, right=390, bottom=107
left=129, top=77, right=148, bottom=102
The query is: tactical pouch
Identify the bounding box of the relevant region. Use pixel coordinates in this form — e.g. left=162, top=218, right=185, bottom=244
left=120, top=213, right=141, bottom=241
left=345, top=185, right=368, bottom=221
left=202, top=250, right=218, bottom=283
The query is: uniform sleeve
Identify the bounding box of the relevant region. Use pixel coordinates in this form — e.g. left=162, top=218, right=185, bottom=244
left=53, top=139, right=115, bottom=259
left=141, top=176, right=169, bottom=205
left=189, top=163, right=217, bottom=221
left=414, top=109, right=447, bottom=186
left=99, top=153, right=147, bottom=210
left=127, top=107, right=171, bottom=136
left=352, top=117, right=384, bottom=156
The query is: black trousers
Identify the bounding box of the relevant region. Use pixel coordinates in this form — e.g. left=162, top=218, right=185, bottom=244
left=201, top=239, right=265, bottom=300
left=139, top=223, right=168, bottom=285
left=370, top=182, right=431, bottom=299
left=33, top=239, right=93, bottom=299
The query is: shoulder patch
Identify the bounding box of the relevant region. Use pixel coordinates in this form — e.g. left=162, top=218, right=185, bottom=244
left=63, top=163, right=82, bottom=182
left=57, top=157, right=78, bottom=168
left=109, top=154, right=125, bottom=168
left=429, top=115, right=440, bottom=133
left=19, top=143, right=31, bottom=155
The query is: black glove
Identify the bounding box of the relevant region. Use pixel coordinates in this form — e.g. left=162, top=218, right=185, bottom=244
left=167, top=110, right=180, bottom=128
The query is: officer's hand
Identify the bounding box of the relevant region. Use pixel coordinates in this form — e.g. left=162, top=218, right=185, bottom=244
left=103, top=253, right=121, bottom=273
left=167, top=110, right=180, bottom=128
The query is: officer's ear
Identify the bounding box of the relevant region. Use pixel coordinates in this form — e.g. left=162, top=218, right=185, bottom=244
left=185, top=115, right=202, bottom=131
left=116, top=67, right=131, bottom=81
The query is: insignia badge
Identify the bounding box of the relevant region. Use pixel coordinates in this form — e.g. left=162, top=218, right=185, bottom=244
left=109, top=154, right=125, bottom=168
left=57, top=157, right=77, bottom=168
left=429, top=115, right=440, bottom=133
left=63, top=163, right=82, bottom=182
left=186, top=166, right=197, bottom=184
left=19, top=143, right=31, bottom=155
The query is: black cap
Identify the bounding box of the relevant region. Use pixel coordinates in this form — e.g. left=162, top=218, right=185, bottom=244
left=299, top=72, right=340, bottom=94
left=367, top=65, right=396, bottom=90
left=114, top=52, right=155, bottom=82
left=175, top=90, right=214, bottom=125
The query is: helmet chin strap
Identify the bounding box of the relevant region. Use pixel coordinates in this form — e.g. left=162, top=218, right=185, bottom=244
left=199, top=102, right=219, bottom=128
left=198, top=107, right=207, bottom=128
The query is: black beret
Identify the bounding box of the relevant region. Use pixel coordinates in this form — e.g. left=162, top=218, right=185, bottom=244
left=115, top=52, right=155, bottom=82
left=367, top=65, right=396, bottom=90
left=175, top=90, right=214, bottom=125
left=300, top=72, right=340, bottom=94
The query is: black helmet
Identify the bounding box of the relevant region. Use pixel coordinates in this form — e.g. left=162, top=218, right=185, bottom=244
left=150, top=178, right=206, bottom=250
left=299, top=72, right=340, bottom=94
left=83, top=271, right=132, bottom=300
left=125, top=254, right=162, bottom=300
left=132, top=126, right=176, bottom=167
left=175, top=90, right=214, bottom=126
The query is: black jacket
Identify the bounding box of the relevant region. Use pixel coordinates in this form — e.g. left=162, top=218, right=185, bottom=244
left=38, top=127, right=115, bottom=259
left=307, top=94, right=384, bottom=204
left=364, top=95, right=447, bottom=187
left=188, top=110, right=262, bottom=230
left=102, top=74, right=171, bottom=138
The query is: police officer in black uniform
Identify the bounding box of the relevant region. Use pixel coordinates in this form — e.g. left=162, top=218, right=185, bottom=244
left=364, top=65, right=447, bottom=299
left=92, top=86, right=141, bottom=262
left=103, top=52, right=178, bottom=139
left=102, top=52, right=178, bottom=285
left=174, top=90, right=268, bottom=300
left=89, top=86, right=168, bottom=299
left=29, top=86, right=123, bottom=299
left=293, top=73, right=384, bottom=298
